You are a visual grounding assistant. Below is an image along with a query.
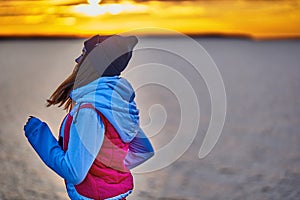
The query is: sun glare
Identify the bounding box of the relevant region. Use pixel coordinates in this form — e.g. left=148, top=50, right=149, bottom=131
left=88, top=0, right=101, bottom=5
left=74, top=1, right=147, bottom=16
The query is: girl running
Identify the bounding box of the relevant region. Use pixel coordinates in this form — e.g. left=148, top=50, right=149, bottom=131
left=24, top=34, right=154, bottom=200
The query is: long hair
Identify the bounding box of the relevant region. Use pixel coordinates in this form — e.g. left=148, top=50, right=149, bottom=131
left=46, top=49, right=93, bottom=111
left=46, top=63, right=80, bottom=111
left=46, top=52, right=102, bottom=111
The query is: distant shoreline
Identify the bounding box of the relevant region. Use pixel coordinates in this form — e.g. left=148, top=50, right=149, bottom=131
left=1, top=33, right=300, bottom=41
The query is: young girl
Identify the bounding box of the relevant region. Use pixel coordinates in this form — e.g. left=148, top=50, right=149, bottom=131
left=24, top=34, right=154, bottom=200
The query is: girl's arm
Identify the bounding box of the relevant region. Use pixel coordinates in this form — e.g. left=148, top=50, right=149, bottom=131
left=124, top=128, right=154, bottom=169
left=24, top=108, right=104, bottom=184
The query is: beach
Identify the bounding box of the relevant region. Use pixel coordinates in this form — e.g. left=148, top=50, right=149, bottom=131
left=0, top=38, right=299, bottom=199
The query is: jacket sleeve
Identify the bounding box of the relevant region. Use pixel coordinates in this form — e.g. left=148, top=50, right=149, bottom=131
left=124, top=128, right=154, bottom=169
left=24, top=108, right=104, bottom=184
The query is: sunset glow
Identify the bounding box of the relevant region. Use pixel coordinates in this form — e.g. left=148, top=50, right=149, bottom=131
left=1, top=0, right=300, bottom=38
left=88, top=0, right=102, bottom=5
left=74, top=2, right=147, bottom=16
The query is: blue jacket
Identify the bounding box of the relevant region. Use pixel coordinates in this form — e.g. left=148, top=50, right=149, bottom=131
left=24, top=76, right=154, bottom=200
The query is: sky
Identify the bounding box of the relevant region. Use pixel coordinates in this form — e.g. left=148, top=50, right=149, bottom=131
left=1, top=0, right=300, bottom=38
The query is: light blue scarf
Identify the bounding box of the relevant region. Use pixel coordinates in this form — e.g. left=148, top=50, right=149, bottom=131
left=70, top=76, right=139, bottom=142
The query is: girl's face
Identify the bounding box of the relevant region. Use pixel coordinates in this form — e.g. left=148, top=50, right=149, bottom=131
left=75, top=47, right=87, bottom=63
left=73, top=53, right=88, bottom=74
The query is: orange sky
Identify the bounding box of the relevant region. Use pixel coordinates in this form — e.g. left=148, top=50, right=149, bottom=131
left=1, top=0, right=300, bottom=39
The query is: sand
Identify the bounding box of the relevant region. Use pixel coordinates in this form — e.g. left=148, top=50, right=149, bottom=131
left=0, top=38, right=299, bottom=200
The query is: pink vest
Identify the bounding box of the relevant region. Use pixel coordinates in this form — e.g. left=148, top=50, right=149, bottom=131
left=63, top=104, right=133, bottom=200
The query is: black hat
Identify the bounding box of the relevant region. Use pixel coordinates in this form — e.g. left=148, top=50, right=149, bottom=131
left=73, top=34, right=138, bottom=89
left=75, top=34, right=138, bottom=77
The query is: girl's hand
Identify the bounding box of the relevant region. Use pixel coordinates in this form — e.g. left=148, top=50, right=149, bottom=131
left=24, top=116, right=43, bottom=137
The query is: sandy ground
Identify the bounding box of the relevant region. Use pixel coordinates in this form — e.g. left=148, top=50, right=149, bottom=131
left=0, top=38, right=299, bottom=200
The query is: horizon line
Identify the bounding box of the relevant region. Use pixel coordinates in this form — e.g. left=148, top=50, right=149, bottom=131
left=1, top=32, right=300, bottom=41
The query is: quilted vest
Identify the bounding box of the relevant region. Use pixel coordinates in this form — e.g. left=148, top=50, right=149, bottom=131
left=61, top=103, right=133, bottom=200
